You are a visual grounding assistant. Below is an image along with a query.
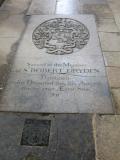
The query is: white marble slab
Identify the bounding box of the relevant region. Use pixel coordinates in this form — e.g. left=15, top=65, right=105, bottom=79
left=0, top=15, right=113, bottom=113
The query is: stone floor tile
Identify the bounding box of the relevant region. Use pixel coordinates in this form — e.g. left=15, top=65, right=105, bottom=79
left=27, top=0, right=56, bottom=15
left=106, top=67, right=120, bottom=88
left=79, top=0, right=107, bottom=4
left=55, top=0, right=109, bottom=15
left=103, top=51, right=120, bottom=67
left=0, top=14, right=26, bottom=38
left=0, top=38, right=18, bottom=66
left=114, top=13, right=120, bottom=31
left=0, top=37, right=20, bottom=91
left=95, top=115, right=120, bottom=160
left=0, top=15, right=113, bottom=113
left=96, top=18, right=119, bottom=32
left=0, top=113, right=95, bottom=160
left=99, top=32, right=120, bottom=51
left=112, top=88, right=120, bottom=113
left=108, top=0, right=120, bottom=14
left=0, top=0, right=31, bottom=14
left=82, top=4, right=113, bottom=19
left=56, top=0, right=81, bottom=14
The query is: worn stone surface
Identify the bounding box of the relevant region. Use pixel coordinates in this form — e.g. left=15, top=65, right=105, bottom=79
left=0, top=0, right=31, bottom=14
left=108, top=0, right=120, bottom=13
left=0, top=15, right=113, bottom=113
left=99, top=32, right=120, bottom=51
left=0, top=113, right=95, bottom=160
left=0, top=0, right=120, bottom=159
left=82, top=4, right=113, bottom=19
left=97, top=18, right=119, bottom=32
left=79, top=0, right=107, bottom=4
left=0, top=14, right=27, bottom=93
left=56, top=0, right=82, bottom=14
left=55, top=0, right=109, bottom=15
left=112, top=89, right=120, bottom=113
left=0, top=38, right=17, bottom=66
left=0, top=14, right=26, bottom=38
left=103, top=51, right=120, bottom=67
left=95, top=115, right=120, bottom=160
left=106, top=67, right=120, bottom=88
left=27, top=0, right=56, bottom=15
left=114, top=13, right=120, bottom=30
left=23, top=154, right=40, bottom=160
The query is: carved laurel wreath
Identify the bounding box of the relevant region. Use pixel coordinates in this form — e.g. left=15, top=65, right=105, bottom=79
left=32, top=18, right=90, bottom=55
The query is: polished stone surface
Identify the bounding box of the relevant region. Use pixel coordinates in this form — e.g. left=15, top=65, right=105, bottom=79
left=0, top=15, right=113, bottom=113
left=0, top=113, right=95, bottom=160
left=27, top=0, right=56, bottom=15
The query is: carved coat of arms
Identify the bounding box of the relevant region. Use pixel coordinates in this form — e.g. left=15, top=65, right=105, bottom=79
left=32, top=18, right=90, bottom=55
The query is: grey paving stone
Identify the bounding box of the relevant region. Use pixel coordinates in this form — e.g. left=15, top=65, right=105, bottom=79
left=55, top=0, right=109, bottom=15
left=106, top=67, right=120, bottom=88
left=114, top=13, right=120, bottom=30
left=99, top=32, right=120, bottom=52
left=112, top=88, right=120, bottom=113
left=0, top=15, right=113, bottom=113
left=0, top=37, right=17, bottom=66
left=96, top=18, right=119, bottom=32
left=27, top=0, right=56, bottom=15
left=56, top=0, right=82, bottom=14
left=0, top=14, right=26, bottom=38
left=108, top=0, right=120, bottom=14
left=103, top=51, right=120, bottom=67
left=95, top=115, right=120, bottom=160
left=0, top=0, right=31, bottom=14
left=82, top=4, right=114, bottom=19
left=0, top=113, right=95, bottom=160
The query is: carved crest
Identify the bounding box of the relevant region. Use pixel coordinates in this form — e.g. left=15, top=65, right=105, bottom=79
left=32, top=18, right=90, bottom=55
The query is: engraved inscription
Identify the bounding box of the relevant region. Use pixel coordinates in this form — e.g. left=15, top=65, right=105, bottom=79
left=10, top=62, right=101, bottom=99
left=32, top=18, right=90, bottom=55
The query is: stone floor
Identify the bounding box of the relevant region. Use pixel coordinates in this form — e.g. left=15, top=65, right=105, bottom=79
left=0, top=0, right=120, bottom=160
